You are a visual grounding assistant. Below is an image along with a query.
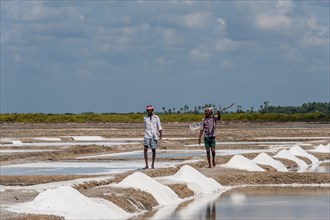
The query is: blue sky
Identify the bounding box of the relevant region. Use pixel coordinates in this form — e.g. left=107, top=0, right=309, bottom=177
left=1, top=0, right=329, bottom=113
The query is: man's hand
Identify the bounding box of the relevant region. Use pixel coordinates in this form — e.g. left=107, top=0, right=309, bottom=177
left=217, top=110, right=221, bottom=120
left=198, top=138, right=201, bottom=145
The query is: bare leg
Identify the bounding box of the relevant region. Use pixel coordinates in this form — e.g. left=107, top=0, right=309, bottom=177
left=144, top=147, right=149, bottom=169
left=151, top=149, right=156, bottom=169
left=206, top=148, right=212, bottom=168
left=211, top=148, right=216, bottom=167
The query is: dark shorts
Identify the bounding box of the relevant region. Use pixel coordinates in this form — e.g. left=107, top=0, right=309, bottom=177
left=144, top=138, right=158, bottom=149
left=204, top=137, right=215, bottom=149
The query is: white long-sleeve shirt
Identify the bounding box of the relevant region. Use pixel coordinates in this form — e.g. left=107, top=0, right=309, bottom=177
left=144, top=114, right=162, bottom=140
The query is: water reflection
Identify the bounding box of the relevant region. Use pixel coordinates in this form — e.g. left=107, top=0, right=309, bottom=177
left=205, top=201, right=216, bottom=220
left=143, top=186, right=329, bottom=220
left=132, top=192, right=222, bottom=219
left=305, top=162, right=330, bottom=173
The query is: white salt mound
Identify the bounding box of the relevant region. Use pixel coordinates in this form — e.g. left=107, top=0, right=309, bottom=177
left=289, top=145, right=319, bottom=163
left=115, top=172, right=182, bottom=206
left=309, top=144, right=330, bottom=153
left=164, top=165, right=226, bottom=194
left=11, top=140, right=23, bottom=145
left=274, top=149, right=308, bottom=168
left=253, top=153, right=288, bottom=172
left=7, top=186, right=130, bottom=220
left=222, top=155, right=265, bottom=172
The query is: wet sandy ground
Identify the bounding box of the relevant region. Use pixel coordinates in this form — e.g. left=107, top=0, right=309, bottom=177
left=0, top=122, right=329, bottom=219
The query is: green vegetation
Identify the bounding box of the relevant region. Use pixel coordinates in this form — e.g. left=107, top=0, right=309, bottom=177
left=1, top=102, right=328, bottom=123
left=0, top=113, right=144, bottom=123
left=0, top=112, right=329, bottom=123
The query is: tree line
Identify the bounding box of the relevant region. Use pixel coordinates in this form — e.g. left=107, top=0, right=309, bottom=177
left=161, top=102, right=329, bottom=114
left=258, top=101, right=329, bottom=114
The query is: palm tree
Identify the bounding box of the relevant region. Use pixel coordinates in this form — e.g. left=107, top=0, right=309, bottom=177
left=184, top=105, right=189, bottom=113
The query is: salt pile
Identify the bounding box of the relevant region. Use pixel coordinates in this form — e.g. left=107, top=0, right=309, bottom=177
left=114, top=172, right=182, bottom=206
left=252, top=153, right=288, bottom=172
left=221, top=155, right=265, bottom=171
left=7, top=186, right=131, bottom=220
left=11, top=140, right=23, bottom=145
left=289, top=145, right=319, bottom=163
left=309, top=144, right=330, bottom=153
left=7, top=165, right=230, bottom=219
left=274, top=149, right=308, bottom=168
left=157, top=165, right=227, bottom=195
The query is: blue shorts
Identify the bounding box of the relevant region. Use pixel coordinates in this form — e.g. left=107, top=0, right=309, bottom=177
left=144, top=138, right=158, bottom=149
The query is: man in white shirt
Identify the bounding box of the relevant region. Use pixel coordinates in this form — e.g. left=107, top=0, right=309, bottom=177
left=144, top=105, right=162, bottom=169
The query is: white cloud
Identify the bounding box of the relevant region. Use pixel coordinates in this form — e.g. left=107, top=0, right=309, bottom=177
left=156, top=27, right=182, bottom=45
left=298, top=35, right=328, bottom=48
left=143, top=57, right=175, bottom=73
left=24, top=4, right=53, bottom=21
left=189, top=47, right=212, bottom=62
left=255, top=0, right=294, bottom=31
left=277, top=0, right=293, bottom=14
left=305, top=16, right=328, bottom=37
left=214, top=38, right=238, bottom=53
left=184, top=0, right=193, bottom=6
left=256, top=14, right=292, bottom=30
left=181, top=12, right=211, bottom=29
left=216, top=18, right=226, bottom=33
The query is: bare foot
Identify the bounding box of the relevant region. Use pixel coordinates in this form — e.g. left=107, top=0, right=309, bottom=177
left=151, top=167, right=155, bottom=169
left=213, top=161, right=216, bottom=167
left=207, top=166, right=212, bottom=168
left=143, top=167, right=149, bottom=170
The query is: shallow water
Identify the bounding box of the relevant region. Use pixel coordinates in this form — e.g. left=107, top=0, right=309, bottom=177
left=1, top=159, right=328, bottom=176
left=0, top=166, right=139, bottom=176
left=0, top=161, right=177, bottom=176
left=136, top=186, right=330, bottom=220
left=105, top=150, right=205, bottom=159
left=93, top=149, right=282, bottom=160
left=306, top=163, right=330, bottom=173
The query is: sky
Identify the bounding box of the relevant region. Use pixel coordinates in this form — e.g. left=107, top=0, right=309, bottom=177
left=1, top=0, right=329, bottom=114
